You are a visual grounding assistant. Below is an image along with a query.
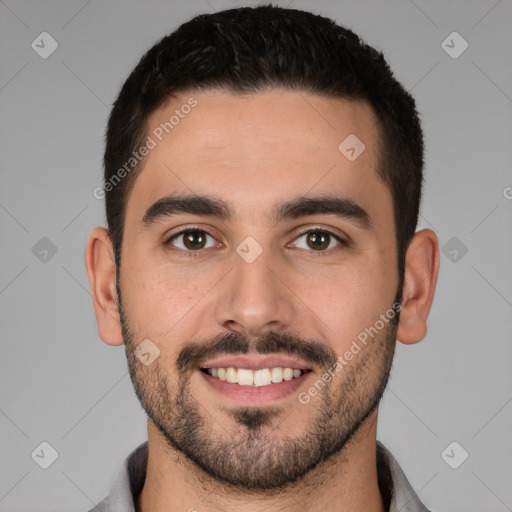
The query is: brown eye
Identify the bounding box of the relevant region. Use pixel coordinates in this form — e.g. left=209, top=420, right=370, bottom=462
left=306, top=231, right=330, bottom=250
left=292, top=229, right=343, bottom=251
left=183, top=231, right=207, bottom=250
left=168, top=229, right=215, bottom=251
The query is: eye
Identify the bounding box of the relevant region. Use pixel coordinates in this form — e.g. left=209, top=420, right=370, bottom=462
left=166, top=229, right=218, bottom=252
left=291, top=229, right=344, bottom=251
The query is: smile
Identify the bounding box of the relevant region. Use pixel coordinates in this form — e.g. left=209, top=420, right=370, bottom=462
left=200, top=367, right=310, bottom=387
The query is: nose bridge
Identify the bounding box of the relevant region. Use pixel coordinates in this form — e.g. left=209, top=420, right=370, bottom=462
left=214, top=238, right=295, bottom=336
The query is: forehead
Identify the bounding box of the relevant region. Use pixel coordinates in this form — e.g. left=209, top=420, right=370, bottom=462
left=128, top=89, right=391, bottom=230
left=148, top=89, right=379, bottom=164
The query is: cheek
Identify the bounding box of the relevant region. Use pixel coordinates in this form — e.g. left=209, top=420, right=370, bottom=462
left=299, top=263, right=391, bottom=350
left=122, top=254, right=218, bottom=333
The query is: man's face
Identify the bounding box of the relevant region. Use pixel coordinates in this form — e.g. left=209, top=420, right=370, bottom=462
left=118, top=89, right=400, bottom=489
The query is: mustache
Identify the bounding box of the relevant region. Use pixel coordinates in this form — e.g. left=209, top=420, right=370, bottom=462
left=176, top=330, right=338, bottom=374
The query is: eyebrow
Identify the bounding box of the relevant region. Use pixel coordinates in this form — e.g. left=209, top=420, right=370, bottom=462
left=141, top=193, right=372, bottom=230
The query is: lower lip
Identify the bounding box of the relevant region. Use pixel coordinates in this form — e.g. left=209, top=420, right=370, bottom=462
left=199, top=370, right=313, bottom=404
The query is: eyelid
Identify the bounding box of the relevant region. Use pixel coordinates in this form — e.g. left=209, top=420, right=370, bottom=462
left=165, top=224, right=346, bottom=240
left=164, top=225, right=221, bottom=243
left=164, top=227, right=222, bottom=259
left=164, top=224, right=349, bottom=255
left=291, top=225, right=348, bottom=245
left=287, top=230, right=346, bottom=255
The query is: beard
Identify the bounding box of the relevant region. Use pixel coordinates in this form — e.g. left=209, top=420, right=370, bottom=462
left=119, top=292, right=398, bottom=492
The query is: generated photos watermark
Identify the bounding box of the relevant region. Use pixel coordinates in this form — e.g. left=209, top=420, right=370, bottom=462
left=93, top=97, right=198, bottom=200
left=298, top=301, right=402, bottom=404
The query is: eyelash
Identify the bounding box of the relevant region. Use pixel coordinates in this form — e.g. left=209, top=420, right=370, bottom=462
left=164, top=226, right=348, bottom=258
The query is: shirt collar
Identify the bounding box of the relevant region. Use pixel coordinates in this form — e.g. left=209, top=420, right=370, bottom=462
left=89, top=441, right=431, bottom=512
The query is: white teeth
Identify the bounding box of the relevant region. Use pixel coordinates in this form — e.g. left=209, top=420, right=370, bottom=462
left=283, top=368, right=294, bottom=381
left=226, top=367, right=237, bottom=383
left=205, top=367, right=305, bottom=387
left=254, top=368, right=272, bottom=387
left=271, top=367, right=283, bottom=383
left=237, top=368, right=254, bottom=386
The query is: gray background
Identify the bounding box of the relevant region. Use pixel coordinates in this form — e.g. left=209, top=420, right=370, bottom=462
left=1, top=0, right=511, bottom=510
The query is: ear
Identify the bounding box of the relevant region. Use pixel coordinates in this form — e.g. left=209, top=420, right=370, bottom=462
left=84, top=227, right=124, bottom=346
left=396, top=228, right=440, bottom=345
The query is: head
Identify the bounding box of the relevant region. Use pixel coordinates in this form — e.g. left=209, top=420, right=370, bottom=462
left=86, top=5, right=439, bottom=491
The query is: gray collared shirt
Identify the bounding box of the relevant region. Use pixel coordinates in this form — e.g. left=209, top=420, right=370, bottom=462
left=88, top=441, right=432, bottom=512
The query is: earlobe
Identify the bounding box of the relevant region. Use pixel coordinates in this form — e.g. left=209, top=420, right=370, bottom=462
left=396, top=229, right=440, bottom=345
left=84, top=227, right=124, bottom=346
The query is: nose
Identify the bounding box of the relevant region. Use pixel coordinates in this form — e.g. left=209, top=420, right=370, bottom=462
left=213, top=244, right=296, bottom=338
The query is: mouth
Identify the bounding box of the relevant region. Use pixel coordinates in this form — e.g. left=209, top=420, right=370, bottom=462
left=197, top=355, right=315, bottom=404
left=199, top=366, right=311, bottom=387
left=198, top=353, right=315, bottom=405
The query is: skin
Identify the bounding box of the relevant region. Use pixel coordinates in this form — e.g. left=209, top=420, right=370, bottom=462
left=85, top=89, right=440, bottom=512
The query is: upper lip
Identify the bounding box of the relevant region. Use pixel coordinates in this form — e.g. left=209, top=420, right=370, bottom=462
left=200, top=354, right=314, bottom=371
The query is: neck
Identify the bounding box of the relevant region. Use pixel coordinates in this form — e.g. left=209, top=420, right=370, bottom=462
left=136, top=411, right=386, bottom=512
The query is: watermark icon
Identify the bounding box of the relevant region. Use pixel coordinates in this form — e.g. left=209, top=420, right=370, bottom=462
left=442, top=236, right=468, bottom=263
left=31, top=441, right=59, bottom=469
left=31, top=32, right=59, bottom=59
left=338, top=134, right=366, bottom=161
left=298, top=302, right=402, bottom=404
left=503, top=186, right=512, bottom=200
left=441, top=32, right=468, bottom=59
left=32, top=237, right=58, bottom=263
left=441, top=441, right=469, bottom=469
left=236, top=236, right=263, bottom=263
left=134, top=338, right=161, bottom=366
left=93, top=97, right=198, bottom=200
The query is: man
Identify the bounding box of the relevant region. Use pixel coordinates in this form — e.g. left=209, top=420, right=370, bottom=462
left=85, top=5, right=439, bottom=511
